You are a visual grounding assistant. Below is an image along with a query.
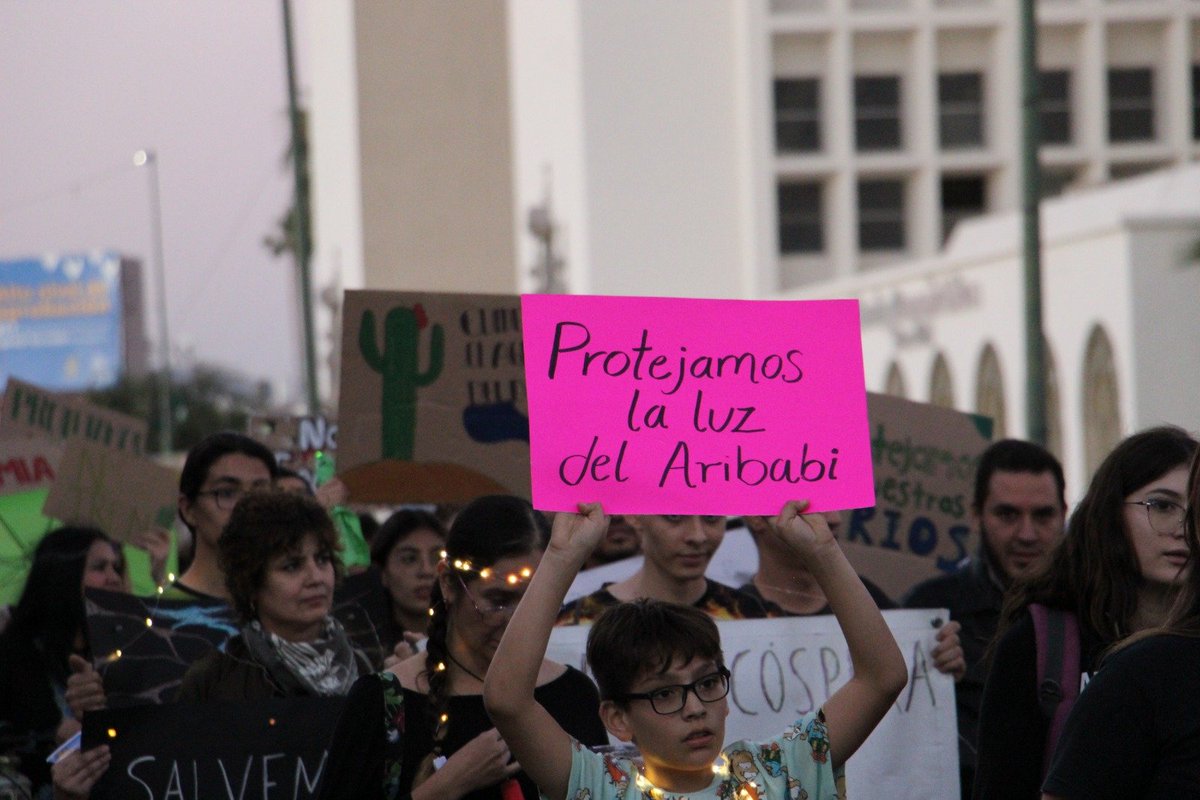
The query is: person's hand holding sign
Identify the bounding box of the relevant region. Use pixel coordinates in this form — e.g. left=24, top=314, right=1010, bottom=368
left=65, top=654, right=106, bottom=719
left=546, top=502, right=609, bottom=568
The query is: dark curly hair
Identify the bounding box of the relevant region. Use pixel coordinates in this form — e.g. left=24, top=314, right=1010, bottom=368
left=218, top=490, right=342, bottom=623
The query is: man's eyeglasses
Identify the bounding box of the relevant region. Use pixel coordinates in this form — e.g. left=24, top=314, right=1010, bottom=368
left=1126, top=498, right=1188, bottom=535
left=196, top=486, right=249, bottom=511
left=455, top=573, right=520, bottom=623
left=612, top=668, right=731, bottom=715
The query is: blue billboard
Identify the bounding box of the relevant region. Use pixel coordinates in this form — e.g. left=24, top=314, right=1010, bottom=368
left=0, top=252, right=125, bottom=391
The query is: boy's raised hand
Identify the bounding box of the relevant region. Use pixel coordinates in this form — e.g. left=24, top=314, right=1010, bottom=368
left=547, top=502, right=608, bottom=564
left=772, top=500, right=838, bottom=561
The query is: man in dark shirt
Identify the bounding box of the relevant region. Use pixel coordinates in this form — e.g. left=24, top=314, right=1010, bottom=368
left=558, top=514, right=772, bottom=623
left=903, top=439, right=1066, bottom=797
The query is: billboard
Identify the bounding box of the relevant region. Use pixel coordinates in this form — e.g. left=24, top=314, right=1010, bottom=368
left=0, top=252, right=126, bottom=391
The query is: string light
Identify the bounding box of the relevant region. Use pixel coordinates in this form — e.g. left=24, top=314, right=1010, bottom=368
left=446, top=558, right=536, bottom=586
left=435, top=662, right=446, bottom=672
left=106, top=728, right=117, bottom=739
left=144, top=617, right=153, bottom=627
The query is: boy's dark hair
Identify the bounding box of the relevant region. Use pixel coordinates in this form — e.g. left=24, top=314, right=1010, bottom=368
left=973, top=438, right=1066, bottom=513
left=218, top=490, right=342, bottom=623
left=179, top=431, right=279, bottom=502
left=586, top=599, right=723, bottom=701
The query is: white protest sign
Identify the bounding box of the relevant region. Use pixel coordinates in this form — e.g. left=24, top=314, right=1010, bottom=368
left=548, top=609, right=959, bottom=800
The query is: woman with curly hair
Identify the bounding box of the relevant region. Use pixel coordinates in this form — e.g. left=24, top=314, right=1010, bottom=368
left=176, top=490, right=370, bottom=701
left=974, top=425, right=1198, bottom=799
left=319, top=495, right=607, bottom=800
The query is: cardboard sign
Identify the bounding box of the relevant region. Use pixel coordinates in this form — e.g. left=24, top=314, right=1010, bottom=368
left=43, top=439, right=178, bottom=543
left=0, top=436, right=62, bottom=496
left=522, top=295, right=874, bottom=514
left=86, top=572, right=391, bottom=706
left=841, top=394, right=993, bottom=583
left=548, top=610, right=959, bottom=800
left=0, top=377, right=147, bottom=454
left=247, top=413, right=337, bottom=485
left=337, top=291, right=530, bottom=502
left=82, top=697, right=343, bottom=800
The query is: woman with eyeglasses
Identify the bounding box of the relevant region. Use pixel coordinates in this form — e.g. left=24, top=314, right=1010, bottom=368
left=318, top=495, right=607, bottom=800
left=974, top=425, right=1198, bottom=800
left=0, top=526, right=126, bottom=795
left=1040, top=441, right=1200, bottom=799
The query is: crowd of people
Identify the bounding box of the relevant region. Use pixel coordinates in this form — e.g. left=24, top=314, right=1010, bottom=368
left=2, top=422, right=1199, bottom=799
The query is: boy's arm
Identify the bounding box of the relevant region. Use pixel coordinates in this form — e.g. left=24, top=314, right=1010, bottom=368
left=483, top=503, right=608, bottom=800
left=772, top=500, right=908, bottom=769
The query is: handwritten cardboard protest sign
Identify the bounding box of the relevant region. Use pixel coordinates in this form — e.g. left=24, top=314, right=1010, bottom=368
left=522, top=295, right=874, bottom=514
left=337, top=290, right=530, bottom=502
left=0, top=436, right=62, bottom=496
left=548, top=609, right=959, bottom=800
left=86, top=572, right=391, bottom=706
left=0, top=377, right=147, bottom=454
left=82, top=697, right=343, bottom=800
left=248, top=413, right=337, bottom=485
left=43, top=439, right=178, bottom=543
left=841, top=394, right=993, bottom=587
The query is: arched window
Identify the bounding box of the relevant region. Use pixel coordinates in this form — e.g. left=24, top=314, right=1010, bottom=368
left=884, top=362, right=907, bottom=398
left=930, top=353, right=954, bottom=408
left=1083, top=325, right=1121, bottom=475
left=975, top=343, right=1006, bottom=438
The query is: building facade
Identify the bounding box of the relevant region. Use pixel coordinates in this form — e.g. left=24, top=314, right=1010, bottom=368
left=306, top=0, right=1200, bottom=495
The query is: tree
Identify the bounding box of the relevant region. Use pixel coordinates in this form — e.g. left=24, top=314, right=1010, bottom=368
left=87, top=365, right=273, bottom=453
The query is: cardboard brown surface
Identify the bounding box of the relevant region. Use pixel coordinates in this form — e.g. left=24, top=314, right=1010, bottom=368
left=838, top=392, right=993, bottom=596
left=0, top=378, right=148, bottom=454
left=338, top=291, right=530, bottom=502
left=43, top=439, right=178, bottom=542
left=0, top=436, right=63, bottom=497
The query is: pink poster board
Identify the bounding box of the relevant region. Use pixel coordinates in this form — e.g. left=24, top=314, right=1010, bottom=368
left=521, top=294, right=875, bottom=514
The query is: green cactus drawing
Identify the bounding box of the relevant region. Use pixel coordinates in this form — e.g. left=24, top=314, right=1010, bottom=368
left=359, top=305, right=445, bottom=460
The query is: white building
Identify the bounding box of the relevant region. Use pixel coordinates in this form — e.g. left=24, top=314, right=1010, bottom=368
left=306, top=0, right=1200, bottom=494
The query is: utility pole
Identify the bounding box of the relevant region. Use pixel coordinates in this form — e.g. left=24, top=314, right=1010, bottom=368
left=281, top=0, right=320, bottom=414
left=1020, top=0, right=1047, bottom=445
left=134, top=148, right=173, bottom=454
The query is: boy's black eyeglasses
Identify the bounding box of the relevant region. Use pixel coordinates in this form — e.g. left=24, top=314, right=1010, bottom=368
left=611, top=667, right=731, bottom=715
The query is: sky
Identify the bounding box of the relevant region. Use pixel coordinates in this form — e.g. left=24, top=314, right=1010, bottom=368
left=0, top=1, right=310, bottom=404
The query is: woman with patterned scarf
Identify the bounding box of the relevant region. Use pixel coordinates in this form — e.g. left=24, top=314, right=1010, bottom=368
left=176, top=490, right=371, bottom=702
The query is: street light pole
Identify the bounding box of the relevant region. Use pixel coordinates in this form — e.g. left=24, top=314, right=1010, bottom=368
left=134, top=148, right=174, bottom=454
left=1020, top=0, right=1047, bottom=446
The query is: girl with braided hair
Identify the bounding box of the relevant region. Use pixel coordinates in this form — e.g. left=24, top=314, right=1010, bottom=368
left=318, top=496, right=607, bottom=800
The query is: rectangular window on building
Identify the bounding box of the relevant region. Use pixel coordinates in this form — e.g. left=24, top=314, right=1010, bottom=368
left=857, top=178, right=905, bottom=251
left=938, top=72, right=985, bottom=149
left=855, top=75, right=902, bottom=151
left=1107, top=67, right=1155, bottom=143
left=940, top=175, right=986, bottom=242
left=774, top=78, right=821, bottom=153
left=777, top=181, right=824, bottom=254
left=1039, top=70, right=1072, bottom=145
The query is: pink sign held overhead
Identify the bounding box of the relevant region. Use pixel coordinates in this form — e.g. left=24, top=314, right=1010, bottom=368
left=521, top=294, right=876, bottom=515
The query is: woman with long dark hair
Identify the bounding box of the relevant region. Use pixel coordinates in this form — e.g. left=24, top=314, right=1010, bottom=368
left=974, top=425, right=1198, bottom=799
left=319, top=495, right=608, bottom=800
left=370, top=509, right=446, bottom=653
left=1041, top=439, right=1200, bottom=798
left=0, top=526, right=125, bottom=794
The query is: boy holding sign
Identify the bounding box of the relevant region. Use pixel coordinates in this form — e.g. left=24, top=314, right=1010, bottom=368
left=483, top=500, right=907, bottom=799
